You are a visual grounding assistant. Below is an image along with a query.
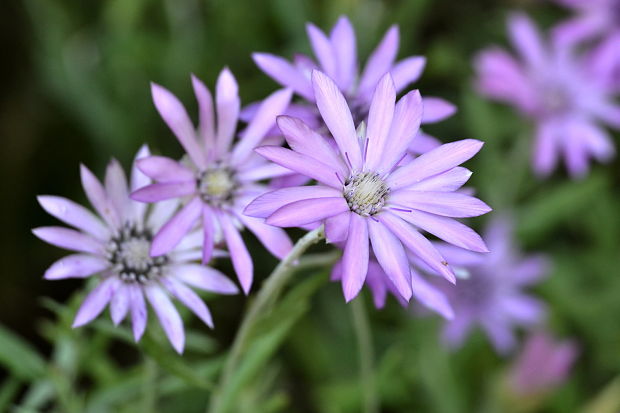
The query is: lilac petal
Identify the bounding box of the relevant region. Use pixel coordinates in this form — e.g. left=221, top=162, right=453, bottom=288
left=368, top=219, right=412, bottom=301
left=387, top=139, right=484, bottom=190
left=587, top=32, right=620, bottom=87
left=162, top=277, right=213, bottom=328
left=201, top=205, right=215, bottom=264
left=145, top=286, right=185, bottom=354
left=239, top=214, right=293, bottom=259
left=433, top=243, right=485, bottom=267
left=45, top=254, right=109, bottom=280
left=407, top=167, right=472, bottom=192
left=508, top=13, right=546, bottom=68
left=306, top=23, right=338, bottom=81
left=366, top=262, right=389, bottom=309
left=37, top=196, right=109, bottom=240
left=105, top=159, right=129, bottom=219
left=128, top=284, right=147, bottom=341
left=219, top=212, right=253, bottom=294
left=277, top=116, right=348, bottom=177
left=591, top=103, right=620, bottom=129
left=172, top=264, right=239, bottom=294
left=580, top=122, right=615, bottom=162
left=252, top=53, right=315, bottom=101
left=266, top=197, right=350, bottom=227
left=390, top=56, right=426, bottom=93
left=255, top=146, right=342, bottom=188
left=151, top=196, right=202, bottom=256
left=443, top=314, right=474, bottom=349
left=394, top=209, right=489, bottom=253
left=130, top=145, right=151, bottom=222
left=533, top=120, right=560, bottom=177
left=244, top=186, right=341, bottom=218
left=215, top=68, right=241, bottom=155
left=330, top=16, right=357, bottom=91
left=147, top=198, right=180, bottom=232
left=151, top=83, right=207, bottom=170
left=136, top=156, right=195, bottom=183
left=191, top=74, right=216, bottom=152
left=231, top=88, right=292, bottom=164
left=389, top=190, right=492, bottom=218
left=482, top=317, right=516, bottom=354
left=552, top=15, right=603, bottom=47
left=378, top=212, right=456, bottom=283
left=411, top=270, right=454, bottom=319
left=131, top=181, right=196, bottom=203
left=73, top=277, right=118, bottom=327
left=312, top=70, right=362, bottom=170
left=409, top=132, right=441, bottom=155
left=421, top=97, right=457, bottom=124
left=378, top=90, right=423, bottom=173
left=325, top=211, right=350, bottom=243
left=110, top=284, right=130, bottom=325
left=358, top=25, right=399, bottom=98
left=564, top=127, right=589, bottom=178
left=33, top=226, right=104, bottom=254
left=80, top=164, right=121, bottom=229
left=501, top=295, right=546, bottom=325
left=341, top=214, right=369, bottom=302
left=365, top=74, right=396, bottom=170
left=511, top=255, right=550, bottom=286
left=237, top=163, right=293, bottom=182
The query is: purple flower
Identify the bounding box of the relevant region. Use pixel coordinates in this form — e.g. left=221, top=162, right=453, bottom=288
left=474, top=13, right=620, bottom=178
left=131, top=70, right=294, bottom=294
left=552, top=0, right=620, bottom=45
left=245, top=70, right=490, bottom=302
left=252, top=15, right=455, bottom=156
left=508, top=331, right=578, bottom=396
left=438, top=217, right=549, bottom=354
left=34, top=147, right=239, bottom=353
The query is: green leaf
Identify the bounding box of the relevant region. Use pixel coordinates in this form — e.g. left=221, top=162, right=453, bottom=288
left=0, top=324, right=46, bottom=380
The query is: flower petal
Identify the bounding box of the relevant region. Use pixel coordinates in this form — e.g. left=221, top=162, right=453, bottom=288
left=128, top=284, right=147, bottom=341
left=341, top=214, right=369, bottom=302
left=105, top=159, right=130, bottom=219
left=238, top=214, right=293, bottom=259
left=364, top=73, right=396, bottom=170
left=406, top=167, right=472, bottom=192
left=80, top=164, right=121, bottom=229
left=325, top=211, right=350, bottom=243
left=172, top=264, right=239, bottom=294
left=390, top=56, right=426, bottom=93
left=151, top=196, right=202, bottom=256
left=215, top=68, right=241, bottom=155
left=131, top=181, right=196, bottom=203
left=73, top=277, right=118, bottom=327
left=307, top=23, right=338, bottom=81
left=508, top=13, right=546, bottom=68
left=44, top=254, right=109, bottom=280
left=266, top=197, right=350, bottom=227
left=358, top=25, right=399, bottom=98
left=411, top=269, right=454, bottom=319
left=162, top=277, right=213, bottom=328
left=136, top=156, right=195, bottom=183
left=130, top=145, right=151, bottom=222
left=33, top=226, right=104, bottom=254
left=202, top=205, right=215, bottom=264
left=191, top=74, right=216, bottom=154
left=145, top=286, right=185, bottom=354
left=252, top=53, right=314, bottom=101
left=110, top=284, right=130, bottom=325
left=422, top=97, right=457, bottom=124
left=330, top=16, right=357, bottom=91
left=37, top=196, right=109, bottom=240
left=219, top=212, right=253, bottom=294
left=389, top=190, right=492, bottom=218
left=244, top=185, right=342, bottom=218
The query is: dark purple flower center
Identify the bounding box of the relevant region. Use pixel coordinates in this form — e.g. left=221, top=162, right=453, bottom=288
left=106, top=224, right=168, bottom=284
left=343, top=172, right=389, bottom=216
left=198, top=166, right=237, bottom=206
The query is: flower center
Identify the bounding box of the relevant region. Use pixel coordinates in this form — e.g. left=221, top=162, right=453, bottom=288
left=541, top=84, right=572, bottom=114
left=198, top=166, right=237, bottom=206
left=343, top=172, right=389, bottom=216
left=105, top=224, right=167, bottom=284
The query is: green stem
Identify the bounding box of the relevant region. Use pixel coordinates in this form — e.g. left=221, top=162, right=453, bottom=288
left=351, top=297, right=379, bottom=413
left=208, top=225, right=325, bottom=413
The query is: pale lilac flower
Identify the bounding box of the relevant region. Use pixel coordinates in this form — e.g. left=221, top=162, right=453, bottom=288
left=131, top=70, right=294, bottom=294
left=552, top=0, right=620, bottom=45
left=252, top=15, right=455, bottom=155
left=475, top=13, right=620, bottom=178
left=245, top=70, right=490, bottom=302
left=438, top=217, right=549, bottom=354
left=34, top=147, right=238, bottom=353
left=508, top=331, right=578, bottom=396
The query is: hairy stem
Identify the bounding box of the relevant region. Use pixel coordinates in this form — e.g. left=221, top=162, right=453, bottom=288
left=208, top=225, right=325, bottom=413
left=352, top=297, right=379, bottom=413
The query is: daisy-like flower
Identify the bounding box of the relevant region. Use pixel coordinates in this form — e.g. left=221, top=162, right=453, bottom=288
left=131, top=70, right=294, bottom=294
left=552, top=0, right=620, bottom=45
left=474, top=13, right=620, bottom=178
left=252, top=15, right=455, bottom=155
left=438, top=217, right=549, bottom=354
left=33, top=148, right=239, bottom=353
left=245, top=70, right=491, bottom=302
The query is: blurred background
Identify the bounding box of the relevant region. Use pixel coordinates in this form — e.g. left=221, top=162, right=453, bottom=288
left=1, top=0, right=619, bottom=412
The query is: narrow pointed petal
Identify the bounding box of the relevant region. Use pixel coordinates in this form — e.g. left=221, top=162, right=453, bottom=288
left=411, top=270, right=454, bottom=319
left=239, top=214, right=293, bottom=259
left=131, top=181, right=196, bottom=203
left=110, top=284, right=130, bottom=325
left=330, top=16, right=357, bottom=91
left=147, top=198, right=180, bottom=232
left=151, top=196, right=202, bottom=256
left=358, top=26, right=399, bottom=97
left=73, top=277, right=118, bottom=327
left=162, top=277, right=214, bottom=328
left=307, top=23, right=338, bottom=80
left=508, top=13, right=546, bottom=68
left=80, top=164, right=120, bottom=229
left=312, top=70, right=362, bottom=170
left=365, top=74, right=396, bottom=170
left=128, top=284, right=147, bottom=341
left=342, top=214, right=369, bottom=302
left=443, top=315, right=474, bottom=349
left=220, top=212, right=253, bottom=294
left=45, top=254, right=109, bottom=280
left=191, top=74, right=216, bottom=152
left=33, top=227, right=104, bottom=254
left=368, top=219, right=412, bottom=301
left=266, top=197, right=350, bottom=227
left=172, top=264, right=239, bottom=294
left=130, top=145, right=151, bottom=222
left=389, top=191, right=492, bottom=218
left=136, top=156, right=195, bottom=182
left=202, top=205, right=215, bottom=264
left=366, top=263, right=389, bottom=309
left=105, top=159, right=130, bottom=218
left=215, top=68, right=241, bottom=155
left=252, top=53, right=314, bottom=101
left=151, top=83, right=207, bottom=169
left=422, top=97, right=457, bottom=124
left=325, top=211, right=350, bottom=243
left=482, top=318, right=516, bottom=354
left=407, top=167, right=472, bottom=192
left=387, top=139, right=484, bottom=190
left=533, top=120, right=560, bottom=177
left=37, top=196, right=109, bottom=240
left=390, top=56, right=426, bottom=93
left=237, top=163, right=293, bottom=182
left=145, top=286, right=185, bottom=354
left=244, top=186, right=341, bottom=218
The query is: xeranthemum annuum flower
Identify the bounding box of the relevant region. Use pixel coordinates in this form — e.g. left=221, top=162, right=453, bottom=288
left=34, top=147, right=239, bottom=353
left=246, top=70, right=492, bottom=302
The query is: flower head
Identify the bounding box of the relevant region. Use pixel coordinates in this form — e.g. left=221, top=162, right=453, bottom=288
left=34, top=147, right=239, bottom=353
left=131, top=70, right=294, bottom=294
left=475, top=13, right=620, bottom=178
left=438, top=217, right=549, bottom=354
left=246, top=70, right=490, bottom=303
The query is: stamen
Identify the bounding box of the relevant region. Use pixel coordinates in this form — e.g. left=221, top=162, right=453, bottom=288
left=389, top=207, right=412, bottom=213
left=343, top=171, right=390, bottom=217
left=344, top=152, right=353, bottom=171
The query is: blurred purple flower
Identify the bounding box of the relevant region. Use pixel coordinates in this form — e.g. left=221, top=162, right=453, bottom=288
left=245, top=70, right=490, bottom=303
left=252, top=15, right=455, bottom=155
left=552, top=0, right=620, bottom=45
left=34, top=147, right=238, bottom=353
left=508, top=331, right=578, bottom=396
left=438, top=217, right=549, bottom=354
left=131, top=70, right=294, bottom=294
left=474, top=13, right=620, bottom=178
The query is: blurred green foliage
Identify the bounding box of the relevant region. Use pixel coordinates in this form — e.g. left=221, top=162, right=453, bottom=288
left=1, top=0, right=619, bottom=412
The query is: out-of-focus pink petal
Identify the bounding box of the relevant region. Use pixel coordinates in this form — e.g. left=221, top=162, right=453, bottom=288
left=330, top=16, right=357, bottom=92
left=307, top=23, right=338, bottom=81
left=421, top=97, right=457, bottom=124
left=252, top=53, right=315, bottom=101
left=358, top=26, right=399, bottom=98
left=390, top=56, right=426, bottom=94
